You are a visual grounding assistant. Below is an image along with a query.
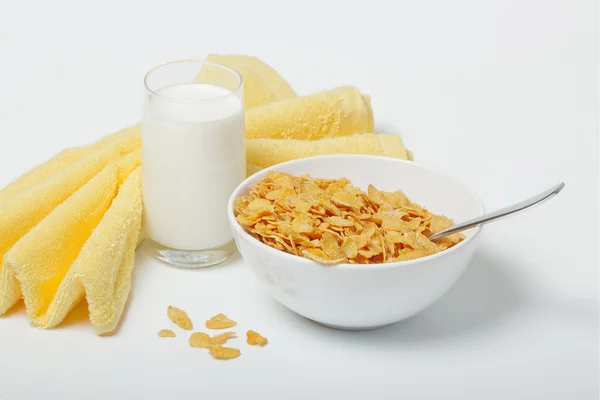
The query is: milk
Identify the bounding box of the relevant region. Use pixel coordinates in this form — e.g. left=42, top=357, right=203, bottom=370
left=142, top=84, right=245, bottom=250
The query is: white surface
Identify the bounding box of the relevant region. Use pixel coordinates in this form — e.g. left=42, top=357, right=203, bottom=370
left=0, top=0, right=597, bottom=399
left=229, top=155, right=484, bottom=328
left=143, top=82, right=244, bottom=250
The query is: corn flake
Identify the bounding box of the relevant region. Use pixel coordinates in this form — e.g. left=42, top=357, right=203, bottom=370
left=206, top=313, right=236, bottom=329
left=167, top=306, right=193, bottom=330
left=247, top=330, right=268, bottom=346
left=158, top=329, right=176, bottom=338
left=212, top=331, right=236, bottom=345
left=189, top=332, right=212, bottom=348
left=210, top=346, right=241, bottom=360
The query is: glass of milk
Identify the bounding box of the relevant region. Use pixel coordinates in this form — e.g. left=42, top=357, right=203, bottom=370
left=142, top=60, right=245, bottom=268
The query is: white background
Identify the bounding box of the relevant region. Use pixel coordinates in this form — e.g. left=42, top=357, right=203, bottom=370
left=0, top=0, right=598, bottom=399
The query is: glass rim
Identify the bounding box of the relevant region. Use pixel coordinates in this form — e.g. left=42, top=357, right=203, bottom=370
left=143, top=59, right=243, bottom=103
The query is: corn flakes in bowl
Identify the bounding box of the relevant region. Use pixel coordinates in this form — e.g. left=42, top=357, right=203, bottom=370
left=228, top=155, right=484, bottom=329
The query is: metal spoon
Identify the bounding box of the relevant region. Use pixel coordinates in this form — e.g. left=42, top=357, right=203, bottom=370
left=429, top=182, right=565, bottom=241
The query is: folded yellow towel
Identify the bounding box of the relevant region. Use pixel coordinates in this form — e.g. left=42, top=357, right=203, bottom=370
left=2, top=151, right=141, bottom=331
left=0, top=124, right=140, bottom=204
left=81, top=168, right=142, bottom=334
left=0, top=148, right=87, bottom=204
left=72, top=88, right=372, bottom=149
left=196, top=54, right=296, bottom=109
left=0, top=130, right=141, bottom=315
left=246, top=134, right=410, bottom=171
left=245, top=86, right=374, bottom=140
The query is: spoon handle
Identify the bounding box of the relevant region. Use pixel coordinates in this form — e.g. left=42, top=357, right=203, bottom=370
left=429, top=182, right=565, bottom=241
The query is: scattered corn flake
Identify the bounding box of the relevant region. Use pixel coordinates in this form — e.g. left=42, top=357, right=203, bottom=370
left=212, top=331, right=236, bottom=345
left=232, top=172, right=465, bottom=265
left=206, top=313, right=236, bottom=329
left=167, top=306, right=193, bottom=330
left=210, top=346, right=241, bottom=360
left=158, top=329, right=176, bottom=338
left=247, top=330, right=268, bottom=346
left=189, top=332, right=212, bottom=348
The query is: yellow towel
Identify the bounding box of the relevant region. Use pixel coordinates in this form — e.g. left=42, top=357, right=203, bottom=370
left=245, top=86, right=374, bottom=140
left=197, top=54, right=296, bottom=109
left=73, top=88, right=372, bottom=149
left=0, top=131, right=141, bottom=315
left=0, top=148, right=87, bottom=204
left=246, top=134, right=410, bottom=171
left=2, top=151, right=141, bottom=332
left=0, top=124, right=140, bottom=204
left=81, top=168, right=142, bottom=334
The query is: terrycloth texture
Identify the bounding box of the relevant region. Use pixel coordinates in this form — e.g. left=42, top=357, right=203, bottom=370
left=0, top=124, right=140, bottom=204
left=81, top=168, right=142, bottom=334
left=0, top=148, right=88, bottom=204
left=0, top=128, right=141, bottom=315
left=245, top=86, right=374, bottom=140
left=195, top=54, right=295, bottom=109
left=4, top=164, right=142, bottom=333
left=246, top=134, right=410, bottom=170
left=95, top=89, right=372, bottom=146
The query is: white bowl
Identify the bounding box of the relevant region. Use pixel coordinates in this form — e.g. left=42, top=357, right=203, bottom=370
left=228, top=155, right=484, bottom=329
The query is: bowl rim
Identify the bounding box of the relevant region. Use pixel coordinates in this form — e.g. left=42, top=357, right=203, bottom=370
left=228, top=154, right=485, bottom=270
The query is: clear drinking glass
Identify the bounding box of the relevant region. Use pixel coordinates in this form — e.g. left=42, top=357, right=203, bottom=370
left=142, top=61, right=245, bottom=268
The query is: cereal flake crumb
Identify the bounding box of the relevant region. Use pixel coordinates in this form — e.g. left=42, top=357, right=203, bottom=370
left=167, top=306, right=193, bottom=330
left=206, top=313, right=236, bottom=329
left=189, top=332, right=212, bottom=348
left=247, top=330, right=268, bottom=346
left=210, top=345, right=241, bottom=360
left=212, top=331, right=236, bottom=345
left=158, top=329, right=176, bottom=338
